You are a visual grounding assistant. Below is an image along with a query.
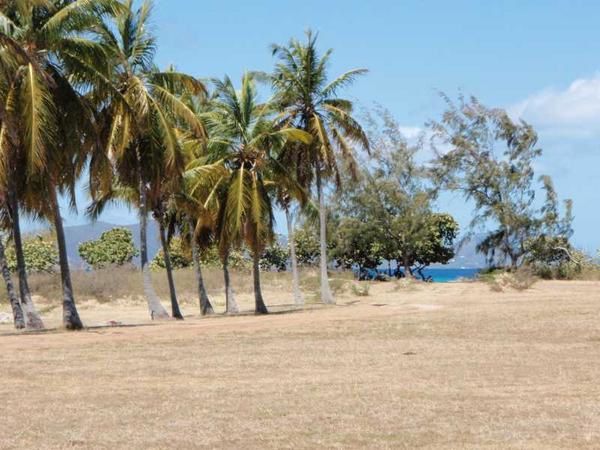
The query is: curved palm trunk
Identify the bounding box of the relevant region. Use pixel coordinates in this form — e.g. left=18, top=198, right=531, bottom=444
left=158, top=221, right=183, bottom=320
left=316, top=171, right=335, bottom=304
left=190, top=224, right=214, bottom=315
left=7, top=185, right=44, bottom=329
left=285, top=207, right=303, bottom=306
left=223, top=251, right=239, bottom=314
left=0, top=237, right=25, bottom=329
left=50, top=187, right=83, bottom=330
left=252, top=250, right=269, bottom=314
left=138, top=173, right=169, bottom=320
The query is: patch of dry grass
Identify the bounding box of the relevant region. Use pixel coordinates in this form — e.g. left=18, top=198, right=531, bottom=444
left=1, top=280, right=600, bottom=449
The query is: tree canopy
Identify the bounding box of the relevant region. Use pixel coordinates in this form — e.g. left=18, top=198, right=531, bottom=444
left=429, top=95, right=573, bottom=269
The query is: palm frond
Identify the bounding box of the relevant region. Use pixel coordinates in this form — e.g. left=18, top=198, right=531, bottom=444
left=150, top=82, right=207, bottom=138
left=19, top=63, right=56, bottom=174
left=41, top=0, right=123, bottom=35
left=321, top=68, right=368, bottom=98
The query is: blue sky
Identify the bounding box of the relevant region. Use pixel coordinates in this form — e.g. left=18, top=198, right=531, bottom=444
left=52, top=0, right=600, bottom=251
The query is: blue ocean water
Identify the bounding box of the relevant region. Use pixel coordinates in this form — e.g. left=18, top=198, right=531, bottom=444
left=375, top=267, right=481, bottom=283
left=419, top=268, right=481, bottom=283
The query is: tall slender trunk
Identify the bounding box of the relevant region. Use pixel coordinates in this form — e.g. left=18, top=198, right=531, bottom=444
left=403, top=256, right=413, bottom=279
left=285, top=207, right=303, bottom=306
left=7, top=183, right=44, bottom=329
left=223, top=251, right=239, bottom=314
left=510, top=254, right=519, bottom=271
left=252, top=250, right=269, bottom=314
left=0, top=236, right=24, bottom=329
left=49, top=187, right=83, bottom=330
left=158, top=220, right=183, bottom=320
left=190, top=220, right=214, bottom=315
left=137, top=156, right=169, bottom=320
left=316, top=170, right=334, bottom=304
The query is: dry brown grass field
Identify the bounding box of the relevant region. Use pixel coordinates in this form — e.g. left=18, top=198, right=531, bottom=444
left=1, top=273, right=600, bottom=449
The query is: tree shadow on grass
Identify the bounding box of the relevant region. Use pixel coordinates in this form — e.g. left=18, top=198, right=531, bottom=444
left=0, top=302, right=346, bottom=336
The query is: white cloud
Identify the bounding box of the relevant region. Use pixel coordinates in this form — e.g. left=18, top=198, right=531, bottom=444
left=398, top=126, right=423, bottom=140
left=510, top=75, right=600, bottom=137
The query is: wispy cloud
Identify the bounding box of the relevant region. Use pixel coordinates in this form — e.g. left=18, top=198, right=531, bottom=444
left=509, top=75, right=600, bottom=137
left=398, top=126, right=423, bottom=140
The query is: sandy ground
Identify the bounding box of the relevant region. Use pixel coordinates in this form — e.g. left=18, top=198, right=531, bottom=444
left=1, top=280, right=600, bottom=449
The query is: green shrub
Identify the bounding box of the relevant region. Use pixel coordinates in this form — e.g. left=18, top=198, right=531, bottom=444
left=526, top=248, right=600, bottom=280
left=260, top=242, right=288, bottom=272
left=294, top=226, right=320, bottom=267
left=6, top=234, right=58, bottom=273
left=151, top=239, right=252, bottom=272
left=482, top=267, right=537, bottom=292
left=78, top=227, right=138, bottom=269
left=151, top=237, right=193, bottom=270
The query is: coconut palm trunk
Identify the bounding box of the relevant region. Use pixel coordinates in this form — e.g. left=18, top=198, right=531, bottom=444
left=316, top=171, right=335, bottom=304
left=252, top=250, right=269, bottom=314
left=7, top=185, right=44, bottom=329
left=49, top=187, right=83, bottom=330
left=190, top=224, right=214, bottom=315
left=285, top=207, right=303, bottom=306
left=137, top=167, right=169, bottom=320
left=158, top=221, right=183, bottom=320
left=223, top=251, right=239, bottom=314
left=0, top=236, right=25, bottom=329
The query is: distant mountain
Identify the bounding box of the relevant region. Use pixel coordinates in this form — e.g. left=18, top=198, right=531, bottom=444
left=441, top=235, right=487, bottom=269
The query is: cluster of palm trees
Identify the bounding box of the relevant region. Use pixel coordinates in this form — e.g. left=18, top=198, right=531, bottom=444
left=0, top=0, right=368, bottom=330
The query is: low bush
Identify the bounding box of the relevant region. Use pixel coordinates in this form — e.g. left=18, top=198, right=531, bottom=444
left=481, top=267, right=538, bottom=292
left=351, top=282, right=370, bottom=297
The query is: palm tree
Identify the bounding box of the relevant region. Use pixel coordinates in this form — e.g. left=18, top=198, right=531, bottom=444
left=191, top=73, right=310, bottom=314
left=180, top=154, right=229, bottom=315
left=182, top=164, right=239, bottom=314
left=182, top=95, right=241, bottom=315
left=5, top=181, right=44, bottom=329
left=154, top=205, right=184, bottom=320
left=272, top=166, right=310, bottom=306
left=0, top=0, right=122, bottom=329
left=271, top=31, right=370, bottom=305
left=0, top=231, right=24, bottom=329
left=89, top=0, right=206, bottom=320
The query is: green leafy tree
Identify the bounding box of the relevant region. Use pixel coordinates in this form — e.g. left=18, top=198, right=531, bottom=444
left=429, top=96, right=573, bottom=269
left=78, top=228, right=139, bottom=269
left=293, top=225, right=321, bottom=267
left=333, top=107, right=458, bottom=278
left=331, top=218, right=382, bottom=271
left=260, top=241, right=288, bottom=272
left=6, top=235, right=58, bottom=273
left=409, top=213, right=459, bottom=279
left=523, top=177, right=575, bottom=278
